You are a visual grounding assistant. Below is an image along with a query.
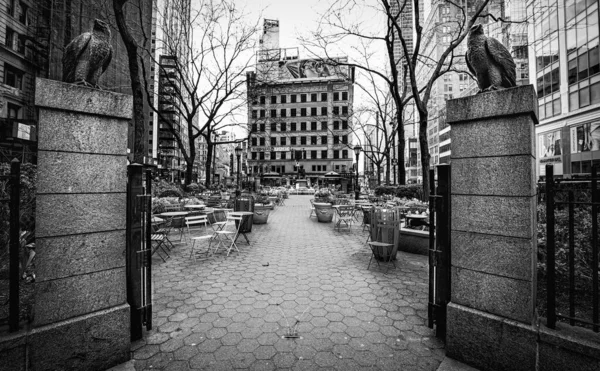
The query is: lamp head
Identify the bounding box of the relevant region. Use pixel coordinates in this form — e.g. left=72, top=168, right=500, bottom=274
left=235, top=145, right=242, bottom=156
left=353, top=145, right=362, bottom=156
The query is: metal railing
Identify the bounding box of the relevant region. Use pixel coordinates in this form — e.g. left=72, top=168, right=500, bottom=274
left=544, top=164, right=599, bottom=332
left=0, top=159, right=20, bottom=332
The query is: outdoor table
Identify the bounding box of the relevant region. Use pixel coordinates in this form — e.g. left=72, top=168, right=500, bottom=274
left=158, top=211, right=190, bottom=218
left=184, top=205, right=206, bottom=210
left=152, top=216, right=164, bottom=223
left=229, top=211, right=253, bottom=244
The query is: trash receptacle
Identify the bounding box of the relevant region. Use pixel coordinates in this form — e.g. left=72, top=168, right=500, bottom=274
left=234, top=195, right=254, bottom=232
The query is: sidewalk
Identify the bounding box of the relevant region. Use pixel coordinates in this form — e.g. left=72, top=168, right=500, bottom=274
left=128, top=195, right=445, bottom=370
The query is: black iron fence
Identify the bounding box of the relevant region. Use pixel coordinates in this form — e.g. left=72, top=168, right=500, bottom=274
left=0, top=159, right=20, bottom=332
left=543, top=164, right=599, bottom=332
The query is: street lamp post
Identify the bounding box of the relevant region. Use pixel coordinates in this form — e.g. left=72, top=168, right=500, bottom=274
left=392, top=158, right=398, bottom=185
left=353, top=145, right=362, bottom=200
left=235, top=145, right=242, bottom=194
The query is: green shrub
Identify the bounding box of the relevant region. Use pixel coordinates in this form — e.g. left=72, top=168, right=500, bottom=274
left=374, top=184, right=422, bottom=199
left=152, top=179, right=183, bottom=198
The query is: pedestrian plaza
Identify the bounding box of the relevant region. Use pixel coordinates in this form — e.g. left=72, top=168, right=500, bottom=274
left=131, top=195, right=445, bottom=370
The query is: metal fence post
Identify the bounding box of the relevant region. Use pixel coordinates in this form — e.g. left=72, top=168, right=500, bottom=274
left=546, top=164, right=556, bottom=329
left=592, top=165, right=599, bottom=332
left=9, top=158, right=20, bottom=332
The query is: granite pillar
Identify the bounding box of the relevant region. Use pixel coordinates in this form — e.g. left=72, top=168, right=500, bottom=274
left=30, top=78, right=130, bottom=370
left=445, top=85, right=538, bottom=370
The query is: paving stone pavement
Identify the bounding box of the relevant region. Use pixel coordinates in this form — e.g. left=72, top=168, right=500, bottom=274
left=130, top=195, right=445, bottom=370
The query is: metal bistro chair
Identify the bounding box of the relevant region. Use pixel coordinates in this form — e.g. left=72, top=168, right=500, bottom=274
left=185, top=215, right=214, bottom=261
left=212, top=215, right=243, bottom=256
left=334, top=205, right=354, bottom=231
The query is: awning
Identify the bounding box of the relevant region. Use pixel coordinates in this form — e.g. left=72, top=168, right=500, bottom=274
left=262, top=172, right=281, bottom=178
left=324, top=171, right=341, bottom=178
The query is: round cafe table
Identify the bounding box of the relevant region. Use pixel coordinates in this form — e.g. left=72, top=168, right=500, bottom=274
left=229, top=211, right=254, bottom=244
left=184, top=205, right=206, bottom=210
left=159, top=211, right=190, bottom=217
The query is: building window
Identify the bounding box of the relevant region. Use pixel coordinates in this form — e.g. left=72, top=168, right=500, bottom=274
left=311, top=122, right=317, bottom=130
left=271, top=137, right=276, bottom=145
left=7, top=0, right=15, bottom=16
left=270, top=151, right=276, bottom=160
left=311, top=107, right=317, bottom=116
left=333, top=92, right=339, bottom=101
left=342, top=92, right=348, bottom=100
left=311, top=136, right=317, bottom=145
left=342, top=120, right=348, bottom=129
left=342, top=150, right=348, bottom=159
left=260, top=96, right=266, bottom=104
left=5, top=27, right=14, bottom=49
left=342, top=106, right=348, bottom=115
left=291, top=94, right=297, bottom=103
left=321, top=136, right=327, bottom=144
left=333, top=136, right=340, bottom=144
left=259, top=152, right=265, bottom=160
left=300, top=107, right=307, bottom=116
left=291, top=137, right=297, bottom=145
left=7, top=103, right=21, bottom=118
left=251, top=123, right=257, bottom=132
left=311, top=150, right=317, bottom=158
left=301, top=94, right=307, bottom=102
left=291, top=108, right=297, bottom=117
left=260, top=124, right=265, bottom=132
left=260, top=110, right=265, bottom=118
left=271, top=123, right=277, bottom=131
left=4, top=64, right=23, bottom=90
left=17, top=2, right=28, bottom=24
left=281, top=152, right=287, bottom=159
left=281, top=137, right=287, bottom=145
left=281, top=95, right=287, bottom=103
left=321, top=93, right=328, bottom=101
left=291, top=122, right=297, bottom=131
left=251, top=138, right=257, bottom=146
left=280, top=108, right=286, bottom=117
left=311, top=93, right=317, bottom=102
left=301, top=122, right=307, bottom=130
left=321, top=122, right=327, bottom=131
left=260, top=137, right=265, bottom=145
left=252, top=152, right=257, bottom=159
left=333, top=150, right=340, bottom=159
left=270, top=109, right=277, bottom=118
left=280, top=122, right=287, bottom=131
left=323, top=165, right=327, bottom=171
left=271, top=95, right=276, bottom=104
left=321, top=107, right=327, bottom=115
left=300, top=136, right=307, bottom=145
left=333, top=106, right=339, bottom=115
left=321, top=150, right=328, bottom=159
left=333, top=121, right=340, bottom=130
left=342, top=135, right=348, bottom=144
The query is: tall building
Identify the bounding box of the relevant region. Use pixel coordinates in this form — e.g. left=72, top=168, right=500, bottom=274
left=246, top=19, right=355, bottom=189
left=152, top=0, right=192, bottom=182
left=529, top=0, right=599, bottom=179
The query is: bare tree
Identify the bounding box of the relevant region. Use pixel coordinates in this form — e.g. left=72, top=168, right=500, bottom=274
left=137, top=0, right=261, bottom=185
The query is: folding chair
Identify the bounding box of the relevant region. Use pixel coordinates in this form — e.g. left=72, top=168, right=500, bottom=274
left=185, top=215, right=213, bottom=261
left=334, top=205, right=354, bottom=231
left=367, top=220, right=399, bottom=273
left=153, top=219, right=175, bottom=250
left=211, top=208, right=233, bottom=232
left=151, top=233, right=170, bottom=262
left=212, top=216, right=242, bottom=256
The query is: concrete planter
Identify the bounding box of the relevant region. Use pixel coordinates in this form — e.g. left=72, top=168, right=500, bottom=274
left=398, top=228, right=430, bottom=256
left=314, top=202, right=334, bottom=223
left=253, top=204, right=271, bottom=224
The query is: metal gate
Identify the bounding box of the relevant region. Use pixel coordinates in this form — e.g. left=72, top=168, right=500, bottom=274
left=428, top=164, right=451, bottom=339
left=126, top=164, right=153, bottom=340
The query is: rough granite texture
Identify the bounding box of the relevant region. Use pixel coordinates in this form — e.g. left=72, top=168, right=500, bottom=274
left=37, top=152, right=127, bottom=194
left=37, top=110, right=128, bottom=154
left=35, top=78, right=133, bottom=119
left=446, top=85, right=538, bottom=125
left=33, top=267, right=127, bottom=326
left=29, top=305, right=130, bottom=371
left=36, top=230, right=126, bottom=281
left=452, top=231, right=533, bottom=281
left=446, top=303, right=537, bottom=371
left=451, top=156, right=536, bottom=197
left=36, top=193, right=126, bottom=237
left=451, top=267, right=533, bottom=323
left=452, top=194, right=536, bottom=239
left=450, top=115, right=536, bottom=159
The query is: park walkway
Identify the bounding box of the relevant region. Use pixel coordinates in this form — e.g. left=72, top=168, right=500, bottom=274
left=130, top=195, right=445, bottom=370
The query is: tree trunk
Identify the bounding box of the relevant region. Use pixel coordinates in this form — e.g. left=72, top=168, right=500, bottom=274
left=418, top=111, right=431, bottom=201
left=205, top=141, right=213, bottom=186
left=113, top=0, right=145, bottom=164
left=385, top=156, right=390, bottom=185
left=377, top=165, right=381, bottom=186
left=397, top=111, right=406, bottom=185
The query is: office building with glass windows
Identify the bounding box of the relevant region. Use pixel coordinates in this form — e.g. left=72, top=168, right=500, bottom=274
left=529, top=0, right=599, bottom=178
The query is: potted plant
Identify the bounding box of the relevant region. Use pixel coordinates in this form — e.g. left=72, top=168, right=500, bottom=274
left=314, top=189, right=332, bottom=203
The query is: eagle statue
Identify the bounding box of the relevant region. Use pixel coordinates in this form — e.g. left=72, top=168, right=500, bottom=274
left=62, top=19, right=113, bottom=88
left=465, top=24, right=516, bottom=93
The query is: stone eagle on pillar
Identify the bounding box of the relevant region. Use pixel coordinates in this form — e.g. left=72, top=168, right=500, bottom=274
left=62, top=19, right=113, bottom=88
left=465, top=24, right=516, bottom=93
